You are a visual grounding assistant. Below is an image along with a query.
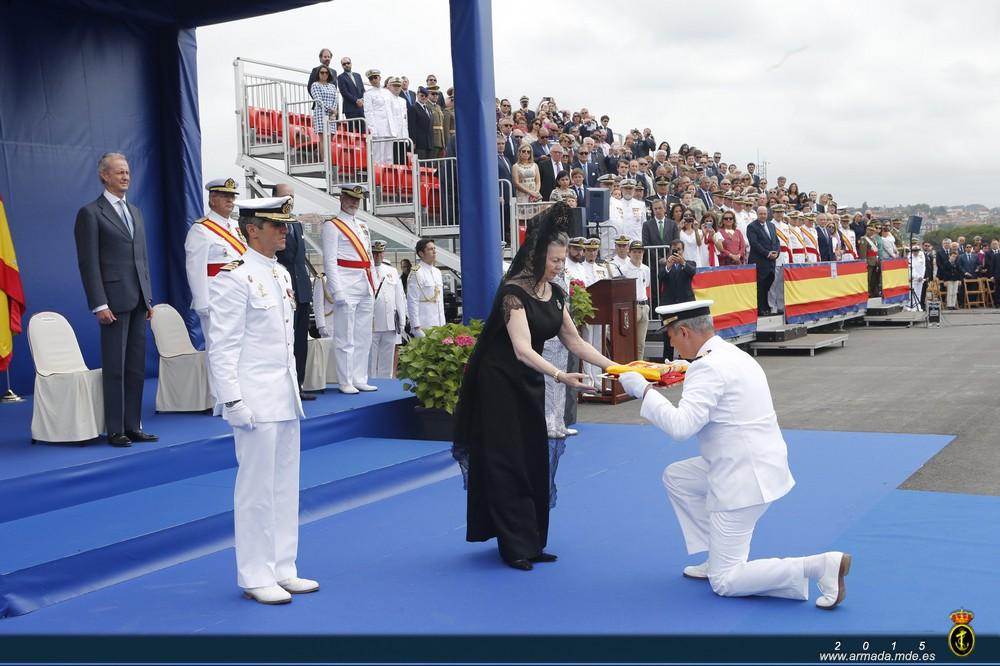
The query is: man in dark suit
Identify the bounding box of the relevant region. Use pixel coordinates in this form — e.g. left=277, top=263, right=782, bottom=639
left=497, top=134, right=513, bottom=243
left=746, top=162, right=761, bottom=188
left=571, top=148, right=601, bottom=187
left=645, top=176, right=673, bottom=216
left=656, top=240, right=696, bottom=360
left=518, top=96, right=535, bottom=125
left=272, top=184, right=315, bottom=401
left=746, top=206, right=780, bottom=315
left=956, top=244, right=979, bottom=278
left=408, top=87, right=433, bottom=160
left=498, top=117, right=517, bottom=165
left=74, top=152, right=157, bottom=447
left=337, top=56, right=366, bottom=121
left=536, top=143, right=564, bottom=201
left=530, top=129, right=553, bottom=161
left=696, top=176, right=715, bottom=210
left=815, top=213, right=835, bottom=262
left=307, top=49, right=335, bottom=98
left=935, top=239, right=952, bottom=280
left=644, top=199, right=680, bottom=310
left=399, top=77, right=416, bottom=107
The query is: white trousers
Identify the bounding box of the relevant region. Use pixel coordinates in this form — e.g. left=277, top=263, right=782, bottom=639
left=542, top=336, right=568, bottom=433
left=582, top=324, right=603, bottom=385
left=663, top=456, right=809, bottom=600
left=197, top=311, right=222, bottom=416
left=768, top=265, right=785, bottom=312
left=636, top=303, right=649, bottom=361
left=334, top=293, right=374, bottom=388
left=234, top=419, right=301, bottom=589
left=369, top=330, right=397, bottom=378
left=945, top=280, right=959, bottom=308
left=909, top=279, right=924, bottom=310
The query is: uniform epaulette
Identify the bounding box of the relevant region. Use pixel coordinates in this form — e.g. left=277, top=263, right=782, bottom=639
left=693, top=349, right=713, bottom=361
left=195, top=216, right=210, bottom=225
left=412, top=265, right=420, bottom=271
left=219, top=259, right=244, bottom=272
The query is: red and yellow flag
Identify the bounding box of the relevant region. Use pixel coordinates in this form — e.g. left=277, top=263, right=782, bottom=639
left=0, top=194, right=25, bottom=371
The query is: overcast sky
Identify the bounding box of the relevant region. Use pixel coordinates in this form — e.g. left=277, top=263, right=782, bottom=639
left=196, top=0, right=1000, bottom=210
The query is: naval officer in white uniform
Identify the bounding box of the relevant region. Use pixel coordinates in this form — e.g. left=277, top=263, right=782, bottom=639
left=618, top=300, right=851, bottom=609
left=369, top=239, right=407, bottom=378
left=184, top=177, right=247, bottom=406
left=322, top=185, right=377, bottom=394
left=207, top=196, right=318, bottom=605
left=406, top=238, right=446, bottom=336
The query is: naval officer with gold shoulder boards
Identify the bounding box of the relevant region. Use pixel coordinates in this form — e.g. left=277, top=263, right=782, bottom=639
left=369, top=240, right=407, bottom=378
left=406, top=238, right=446, bottom=336
left=207, top=196, right=318, bottom=605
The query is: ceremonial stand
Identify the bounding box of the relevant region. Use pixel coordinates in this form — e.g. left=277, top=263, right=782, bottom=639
left=580, top=277, right=637, bottom=405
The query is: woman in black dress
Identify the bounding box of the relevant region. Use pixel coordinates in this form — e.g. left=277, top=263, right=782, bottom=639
left=453, top=204, right=614, bottom=571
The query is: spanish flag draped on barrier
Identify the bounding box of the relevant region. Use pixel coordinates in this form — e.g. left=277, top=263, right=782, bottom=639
left=783, top=260, right=868, bottom=324
left=692, top=265, right=758, bottom=338
left=0, top=195, right=26, bottom=372
left=880, top=258, right=909, bottom=304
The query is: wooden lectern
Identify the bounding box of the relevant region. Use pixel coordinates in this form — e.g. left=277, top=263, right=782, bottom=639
left=580, top=277, right=637, bottom=405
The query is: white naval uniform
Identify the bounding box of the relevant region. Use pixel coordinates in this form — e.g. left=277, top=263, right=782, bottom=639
left=321, top=212, right=375, bottom=389
left=565, top=257, right=587, bottom=284
left=582, top=260, right=608, bottom=385
left=311, top=273, right=334, bottom=338
left=638, top=335, right=815, bottom=601
left=615, top=257, right=651, bottom=360
left=615, top=198, right=646, bottom=242
left=787, top=225, right=808, bottom=264
left=184, top=210, right=247, bottom=407
left=800, top=225, right=820, bottom=263
left=908, top=251, right=926, bottom=310
left=406, top=261, right=446, bottom=336
left=387, top=93, right=409, bottom=146
left=369, top=261, right=407, bottom=378
left=768, top=219, right=791, bottom=313
left=207, top=249, right=304, bottom=590
left=364, top=87, right=392, bottom=164
left=838, top=227, right=858, bottom=261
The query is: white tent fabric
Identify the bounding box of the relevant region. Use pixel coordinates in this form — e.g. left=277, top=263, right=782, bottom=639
left=27, top=312, right=104, bottom=442
left=150, top=304, right=213, bottom=412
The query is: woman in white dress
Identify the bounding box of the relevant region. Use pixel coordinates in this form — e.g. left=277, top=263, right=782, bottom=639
left=512, top=143, right=541, bottom=220
left=678, top=210, right=704, bottom=267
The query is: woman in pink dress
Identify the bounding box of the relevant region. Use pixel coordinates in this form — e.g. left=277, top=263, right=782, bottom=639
left=714, top=210, right=747, bottom=265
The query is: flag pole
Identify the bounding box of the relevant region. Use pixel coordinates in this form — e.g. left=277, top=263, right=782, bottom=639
left=1, top=366, right=23, bottom=403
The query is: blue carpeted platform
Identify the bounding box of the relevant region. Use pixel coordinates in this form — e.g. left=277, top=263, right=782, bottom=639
left=2, top=424, right=983, bottom=636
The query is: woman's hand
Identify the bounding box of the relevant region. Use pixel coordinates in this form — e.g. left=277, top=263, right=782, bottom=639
left=559, top=372, right=596, bottom=392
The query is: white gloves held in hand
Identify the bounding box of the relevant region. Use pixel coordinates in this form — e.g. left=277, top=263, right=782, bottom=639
left=618, top=371, right=650, bottom=399
left=224, top=402, right=255, bottom=430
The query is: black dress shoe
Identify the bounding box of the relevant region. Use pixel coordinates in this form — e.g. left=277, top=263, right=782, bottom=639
left=299, top=392, right=317, bottom=401
left=108, top=433, right=132, bottom=448
left=529, top=552, right=558, bottom=563
left=504, top=559, right=533, bottom=571
left=125, top=430, right=159, bottom=442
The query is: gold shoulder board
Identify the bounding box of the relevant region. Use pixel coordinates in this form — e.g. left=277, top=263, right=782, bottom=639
left=219, top=259, right=244, bottom=272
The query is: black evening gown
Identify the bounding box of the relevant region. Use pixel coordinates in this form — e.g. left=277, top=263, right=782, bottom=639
left=453, top=282, right=566, bottom=562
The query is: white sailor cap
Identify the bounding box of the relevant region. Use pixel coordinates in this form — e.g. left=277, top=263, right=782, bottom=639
left=205, top=177, right=240, bottom=194
left=236, top=195, right=294, bottom=221
left=655, top=299, right=714, bottom=325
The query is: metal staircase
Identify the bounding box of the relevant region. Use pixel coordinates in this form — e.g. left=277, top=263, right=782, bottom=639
left=232, top=57, right=462, bottom=273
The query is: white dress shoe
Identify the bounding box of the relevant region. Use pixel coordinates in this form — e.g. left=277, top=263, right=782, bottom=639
left=278, top=577, right=320, bottom=594
left=815, top=552, right=851, bottom=609
left=339, top=385, right=359, bottom=395
left=355, top=383, right=378, bottom=392
left=547, top=429, right=567, bottom=439
left=562, top=427, right=578, bottom=436
left=242, top=585, right=292, bottom=605
left=682, top=561, right=709, bottom=580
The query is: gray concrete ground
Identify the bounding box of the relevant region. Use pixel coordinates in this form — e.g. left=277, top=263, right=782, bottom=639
left=578, top=308, right=1000, bottom=496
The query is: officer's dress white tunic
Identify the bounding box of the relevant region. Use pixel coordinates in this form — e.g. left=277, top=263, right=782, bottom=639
left=638, top=335, right=812, bottom=600
left=369, top=261, right=407, bottom=378
left=184, top=210, right=247, bottom=404
left=405, top=260, right=445, bottom=335
left=208, top=249, right=304, bottom=590
left=322, top=211, right=376, bottom=389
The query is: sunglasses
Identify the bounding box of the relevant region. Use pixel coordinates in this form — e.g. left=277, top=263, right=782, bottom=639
left=578, top=152, right=590, bottom=156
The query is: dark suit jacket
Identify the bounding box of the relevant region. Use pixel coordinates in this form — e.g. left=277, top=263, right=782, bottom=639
left=501, top=133, right=518, bottom=164
left=696, top=188, right=714, bottom=210
left=275, top=222, right=312, bottom=304
left=746, top=220, right=779, bottom=271
left=935, top=249, right=950, bottom=279
left=536, top=158, right=563, bottom=201
left=603, top=154, right=623, bottom=176
left=957, top=252, right=979, bottom=277
left=642, top=217, right=679, bottom=248
left=337, top=71, right=366, bottom=119
left=571, top=160, right=601, bottom=187
left=408, top=102, right=433, bottom=151
left=400, top=89, right=416, bottom=107
left=531, top=140, right=552, bottom=161
left=816, top=226, right=835, bottom=262
left=657, top=260, right=696, bottom=304
left=74, top=194, right=152, bottom=313
left=521, top=108, right=536, bottom=125
left=308, top=65, right=336, bottom=98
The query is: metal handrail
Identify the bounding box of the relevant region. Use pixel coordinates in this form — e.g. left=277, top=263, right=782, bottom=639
left=235, top=56, right=311, bottom=75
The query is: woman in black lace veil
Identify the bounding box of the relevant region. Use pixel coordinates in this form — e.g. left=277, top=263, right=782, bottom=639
left=453, top=202, right=615, bottom=571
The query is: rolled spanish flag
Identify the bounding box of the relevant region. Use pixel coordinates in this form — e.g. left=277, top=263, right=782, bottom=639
left=0, top=194, right=25, bottom=371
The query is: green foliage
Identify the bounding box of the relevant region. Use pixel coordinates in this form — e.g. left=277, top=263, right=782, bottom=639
left=922, top=224, right=1000, bottom=247
left=396, top=320, right=484, bottom=414
left=567, top=279, right=596, bottom=328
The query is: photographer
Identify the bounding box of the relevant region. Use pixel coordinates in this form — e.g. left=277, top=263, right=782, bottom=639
left=657, top=240, right=696, bottom=360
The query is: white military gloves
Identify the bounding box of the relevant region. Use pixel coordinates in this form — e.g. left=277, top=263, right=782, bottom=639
left=618, top=371, right=650, bottom=399
left=224, top=402, right=255, bottom=430
left=317, top=326, right=330, bottom=339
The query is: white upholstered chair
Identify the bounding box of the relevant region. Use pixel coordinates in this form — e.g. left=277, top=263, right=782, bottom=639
left=149, top=304, right=213, bottom=412
left=27, top=312, right=104, bottom=442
